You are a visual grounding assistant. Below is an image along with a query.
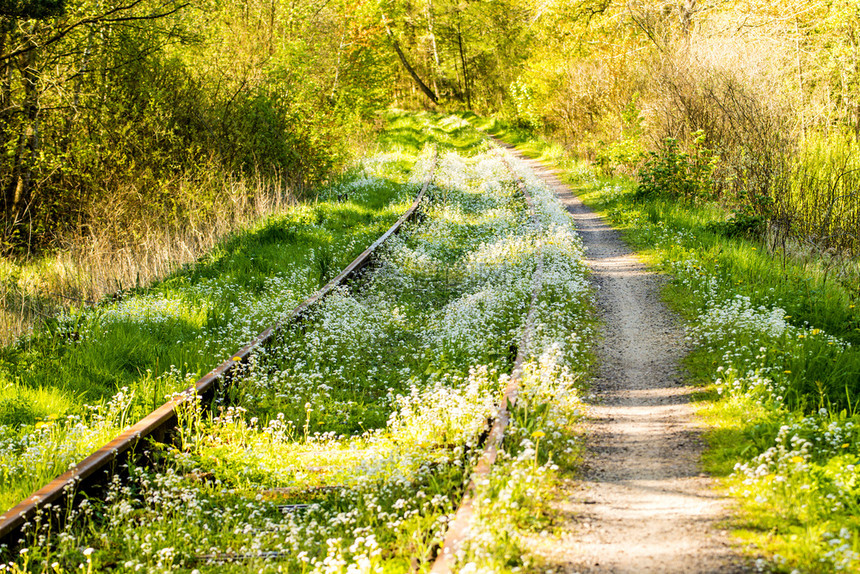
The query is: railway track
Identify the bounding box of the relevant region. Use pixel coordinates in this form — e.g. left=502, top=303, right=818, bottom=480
left=0, top=127, right=587, bottom=572
left=429, top=147, right=543, bottom=573
left=0, top=147, right=438, bottom=549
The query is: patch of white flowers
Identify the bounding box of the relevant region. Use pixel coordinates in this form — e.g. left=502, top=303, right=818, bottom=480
left=456, top=148, right=594, bottom=570
left=5, top=121, right=596, bottom=573
left=0, top=142, right=424, bottom=525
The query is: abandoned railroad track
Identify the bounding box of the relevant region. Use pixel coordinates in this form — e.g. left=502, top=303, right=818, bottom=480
left=0, top=119, right=596, bottom=572
left=0, top=145, right=440, bottom=549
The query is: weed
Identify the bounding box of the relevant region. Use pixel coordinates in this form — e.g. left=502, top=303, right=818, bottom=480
left=636, top=131, right=719, bottom=201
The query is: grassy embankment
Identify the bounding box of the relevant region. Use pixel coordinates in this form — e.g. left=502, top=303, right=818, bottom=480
left=2, top=113, right=596, bottom=573
left=482, top=116, right=860, bottom=573
left=0, top=111, right=485, bottom=515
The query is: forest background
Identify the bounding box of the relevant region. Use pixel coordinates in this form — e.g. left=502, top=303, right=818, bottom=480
left=0, top=0, right=858, bottom=342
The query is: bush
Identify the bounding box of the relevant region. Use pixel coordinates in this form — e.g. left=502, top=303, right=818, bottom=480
left=635, top=131, right=718, bottom=201
left=594, top=136, right=645, bottom=177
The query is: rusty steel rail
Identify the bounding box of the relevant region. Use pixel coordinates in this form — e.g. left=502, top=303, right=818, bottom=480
left=0, top=146, right=438, bottom=547
left=430, top=143, right=544, bottom=573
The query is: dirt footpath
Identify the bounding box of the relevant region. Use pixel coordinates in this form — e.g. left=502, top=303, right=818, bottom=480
left=511, top=151, right=750, bottom=573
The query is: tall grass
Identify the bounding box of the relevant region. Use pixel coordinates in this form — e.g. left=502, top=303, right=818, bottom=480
left=1, top=173, right=296, bottom=347
left=773, top=131, right=860, bottom=255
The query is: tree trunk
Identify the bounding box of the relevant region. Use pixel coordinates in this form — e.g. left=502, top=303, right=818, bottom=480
left=9, top=30, right=39, bottom=225
left=381, top=13, right=438, bottom=105
left=0, top=17, right=13, bottom=205
left=62, top=25, right=96, bottom=150
left=426, top=0, right=440, bottom=96
left=457, top=11, right=470, bottom=109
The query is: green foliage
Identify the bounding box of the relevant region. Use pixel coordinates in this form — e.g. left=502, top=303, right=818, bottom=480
left=594, top=136, right=644, bottom=177
left=501, top=0, right=860, bottom=254
left=0, top=0, right=399, bottom=252
left=507, top=77, right=543, bottom=131
left=0, top=394, right=37, bottom=426
left=773, top=129, right=860, bottom=254
left=706, top=206, right=766, bottom=239
left=635, top=131, right=718, bottom=201
left=594, top=96, right=645, bottom=176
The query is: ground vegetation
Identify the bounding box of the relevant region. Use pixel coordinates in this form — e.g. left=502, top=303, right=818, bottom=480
left=0, top=113, right=595, bottom=574
left=488, top=121, right=860, bottom=573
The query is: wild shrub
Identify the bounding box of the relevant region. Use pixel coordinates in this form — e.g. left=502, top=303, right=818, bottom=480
left=507, top=77, right=543, bottom=131
left=595, top=137, right=645, bottom=177
left=635, top=131, right=718, bottom=201
left=706, top=206, right=767, bottom=240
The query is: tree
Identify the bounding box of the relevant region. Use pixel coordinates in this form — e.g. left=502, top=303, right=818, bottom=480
left=381, top=9, right=438, bottom=105
left=0, top=0, right=65, bottom=19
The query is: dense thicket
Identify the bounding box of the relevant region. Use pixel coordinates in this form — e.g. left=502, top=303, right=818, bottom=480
left=0, top=0, right=396, bottom=250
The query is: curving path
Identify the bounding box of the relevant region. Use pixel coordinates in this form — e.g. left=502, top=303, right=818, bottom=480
left=508, top=149, right=749, bottom=573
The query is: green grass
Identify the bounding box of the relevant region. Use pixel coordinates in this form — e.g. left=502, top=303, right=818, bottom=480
left=1, top=113, right=596, bottom=573
left=1, top=175, right=405, bottom=409
left=0, top=110, right=451, bottom=514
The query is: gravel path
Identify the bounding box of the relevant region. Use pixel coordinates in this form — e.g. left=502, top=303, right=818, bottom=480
left=508, top=150, right=749, bottom=573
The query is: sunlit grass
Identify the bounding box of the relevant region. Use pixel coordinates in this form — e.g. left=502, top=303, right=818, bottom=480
left=1, top=114, right=596, bottom=573
left=0, top=113, right=438, bottom=516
